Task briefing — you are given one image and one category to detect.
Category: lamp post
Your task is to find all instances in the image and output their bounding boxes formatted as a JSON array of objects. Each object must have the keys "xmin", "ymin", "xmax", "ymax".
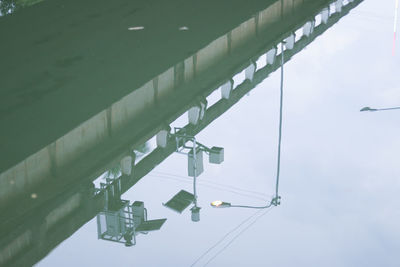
[
  {"xmin": 163, "ymin": 127, "xmax": 224, "ymax": 221},
  {"xmin": 210, "ymin": 40, "xmax": 286, "ymax": 210},
  {"xmin": 360, "ymin": 106, "xmax": 400, "ymax": 112}
]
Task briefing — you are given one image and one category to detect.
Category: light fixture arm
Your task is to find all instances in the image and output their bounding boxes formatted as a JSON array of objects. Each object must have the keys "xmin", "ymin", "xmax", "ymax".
[{"xmin": 360, "ymin": 106, "xmax": 400, "ymax": 112}]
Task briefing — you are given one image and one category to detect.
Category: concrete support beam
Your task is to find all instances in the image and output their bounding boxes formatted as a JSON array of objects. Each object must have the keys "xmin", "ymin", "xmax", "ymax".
[
  {"xmin": 221, "ymin": 79, "xmax": 234, "ymax": 99},
  {"xmin": 199, "ymin": 100, "xmax": 207, "ymax": 121},
  {"xmin": 266, "ymin": 47, "xmax": 277, "ymax": 65},
  {"xmin": 120, "ymin": 156, "xmax": 133, "ymax": 176},
  {"xmin": 188, "ymin": 99, "xmax": 207, "ymax": 125},
  {"xmin": 321, "ymin": 7, "xmax": 330, "ymax": 24},
  {"xmin": 245, "ymin": 62, "xmax": 256, "ymax": 82},
  {"xmin": 303, "ymin": 20, "xmax": 315, "ymax": 37},
  {"xmin": 188, "ymin": 106, "xmax": 201, "ymax": 125},
  {"xmin": 284, "ymin": 33, "xmax": 295, "ymax": 50},
  {"xmin": 156, "ymin": 128, "xmax": 170, "ymax": 148},
  {"xmin": 174, "ymin": 62, "xmax": 185, "ymax": 87},
  {"xmin": 184, "ymin": 56, "xmax": 194, "ymax": 83},
  {"xmin": 157, "ymin": 67, "xmax": 175, "ymax": 101},
  {"xmin": 335, "ymin": 0, "xmax": 343, "ymax": 12}
]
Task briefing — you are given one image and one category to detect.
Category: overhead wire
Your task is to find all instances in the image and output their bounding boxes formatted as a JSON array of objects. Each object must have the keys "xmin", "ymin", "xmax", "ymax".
[
  {"xmin": 203, "ymin": 207, "xmax": 275, "ymax": 267},
  {"xmin": 153, "ymin": 170, "xmax": 269, "ymax": 198},
  {"xmin": 190, "ymin": 209, "xmax": 264, "ymax": 267},
  {"xmin": 148, "ymin": 174, "xmax": 270, "ymax": 201}
]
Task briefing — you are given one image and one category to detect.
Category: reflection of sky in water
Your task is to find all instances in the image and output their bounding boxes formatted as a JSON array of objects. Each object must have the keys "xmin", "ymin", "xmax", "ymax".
[{"xmin": 37, "ymin": 1, "xmax": 400, "ymax": 266}]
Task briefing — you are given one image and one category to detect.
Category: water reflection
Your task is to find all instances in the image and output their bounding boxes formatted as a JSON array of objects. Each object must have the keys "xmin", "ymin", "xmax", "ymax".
[
  {"xmin": 163, "ymin": 127, "xmax": 225, "ymax": 222},
  {"xmin": 96, "ymin": 176, "xmax": 166, "ymax": 247},
  {"xmin": 0, "ymin": 0, "xmax": 44, "ymax": 16},
  {"xmin": 360, "ymin": 106, "xmax": 400, "ymax": 112},
  {"xmin": 0, "ymin": 0, "xmax": 371, "ymax": 266}
]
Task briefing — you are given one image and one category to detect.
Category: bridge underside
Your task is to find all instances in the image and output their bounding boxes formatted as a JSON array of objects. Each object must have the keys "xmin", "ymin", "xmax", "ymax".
[{"xmin": 0, "ymin": 0, "xmax": 336, "ymax": 210}]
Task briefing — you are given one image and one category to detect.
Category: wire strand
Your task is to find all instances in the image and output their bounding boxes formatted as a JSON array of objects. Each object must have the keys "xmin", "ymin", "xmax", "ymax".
[
  {"xmin": 190, "ymin": 209, "xmax": 263, "ymax": 267},
  {"xmin": 153, "ymin": 171, "xmax": 268, "ymax": 197},
  {"xmin": 148, "ymin": 174, "xmax": 270, "ymax": 201},
  {"xmin": 203, "ymin": 207, "xmax": 274, "ymax": 266},
  {"xmin": 230, "ymin": 202, "xmax": 273, "ymax": 209}
]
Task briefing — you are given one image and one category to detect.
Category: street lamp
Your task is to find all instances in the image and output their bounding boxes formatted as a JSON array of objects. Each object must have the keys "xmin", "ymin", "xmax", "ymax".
[
  {"xmin": 360, "ymin": 106, "xmax": 400, "ymax": 112},
  {"xmin": 210, "ymin": 197, "xmax": 281, "ymax": 209},
  {"xmin": 209, "ymin": 40, "xmax": 286, "ymax": 210},
  {"xmin": 210, "ymin": 200, "xmax": 231, "ymax": 208}
]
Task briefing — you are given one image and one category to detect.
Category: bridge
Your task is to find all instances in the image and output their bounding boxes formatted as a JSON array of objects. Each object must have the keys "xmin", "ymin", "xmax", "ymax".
[{"xmin": 0, "ymin": 0, "xmax": 363, "ymax": 265}]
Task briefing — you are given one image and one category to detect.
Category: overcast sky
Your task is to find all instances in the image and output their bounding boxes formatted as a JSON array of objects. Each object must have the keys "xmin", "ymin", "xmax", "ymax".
[{"xmin": 37, "ymin": 1, "xmax": 400, "ymax": 266}]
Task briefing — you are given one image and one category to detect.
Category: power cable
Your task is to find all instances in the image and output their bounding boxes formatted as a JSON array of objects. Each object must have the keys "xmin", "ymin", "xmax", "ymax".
[
  {"xmin": 190, "ymin": 209, "xmax": 263, "ymax": 267},
  {"xmin": 203, "ymin": 207, "xmax": 275, "ymax": 267},
  {"xmin": 148, "ymin": 174, "xmax": 270, "ymax": 201},
  {"xmin": 153, "ymin": 171, "xmax": 268, "ymax": 197}
]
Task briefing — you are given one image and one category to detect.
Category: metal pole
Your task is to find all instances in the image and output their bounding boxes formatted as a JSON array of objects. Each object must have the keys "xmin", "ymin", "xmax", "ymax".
[
  {"xmin": 377, "ymin": 107, "xmax": 400, "ymax": 111},
  {"xmin": 105, "ymin": 185, "xmax": 109, "ymax": 210},
  {"xmin": 192, "ymin": 137, "xmax": 197, "ymax": 206},
  {"xmin": 275, "ymin": 41, "xmax": 284, "ymax": 199}
]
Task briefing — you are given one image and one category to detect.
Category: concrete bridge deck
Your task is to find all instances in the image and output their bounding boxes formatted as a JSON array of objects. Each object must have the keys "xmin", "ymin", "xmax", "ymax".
[
  {"xmin": 0, "ymin": 0, "xmax": 337, "ymax": 210},
  {"xmin": 0, "ymin": 0, "xmax": 275, "ymax": 172}
]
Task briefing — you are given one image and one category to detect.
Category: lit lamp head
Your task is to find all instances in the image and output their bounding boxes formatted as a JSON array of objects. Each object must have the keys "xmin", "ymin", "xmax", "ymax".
[{"xmin": 210, "ymin": 200, "xmax": 231, "ymax": 208}]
